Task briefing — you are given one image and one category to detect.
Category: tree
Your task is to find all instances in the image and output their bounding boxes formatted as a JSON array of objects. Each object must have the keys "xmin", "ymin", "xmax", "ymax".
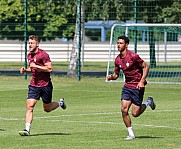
[
  {"xmin": 135, "ymin": 0, "xmax": 174, "ymax": 68},
  {"xmin": 67, "ymin": 0, "xmax": 83, "ymax": 78},
  {"xmin": 0, "ymin": 0, "xmax": 178, "ymax": 77},
  {"xmin": 158, "ymin": 0, "xmax": 181, "ymax": 23},
  {"xmin": 0, "ymin": 0, "xmax": 24, "ymax": 40},
  {"xmin": 0, "ymin": 0, "xmax": 76, "ymax": 41},
  {"xmin": 67, "ymin": 0, "xmax": 128, "ymax": 79}
]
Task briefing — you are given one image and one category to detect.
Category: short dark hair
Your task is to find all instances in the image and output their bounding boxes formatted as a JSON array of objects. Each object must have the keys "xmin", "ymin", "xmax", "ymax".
[{"xmin": 117, "ymin": 36, "xmax": 129, "ymax": 44}]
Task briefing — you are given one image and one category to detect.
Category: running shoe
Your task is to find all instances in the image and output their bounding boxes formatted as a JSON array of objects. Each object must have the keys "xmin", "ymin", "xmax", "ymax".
[
  {"xmin": 19, "ymin": 129, "xmax": 30, "ymax": 136},
  {"xmin": 60, "ymin": 98, "xmax": 66, "ymax": 110},
  {"xmin": 125, "ymin": 135, "xmax": 135, "ymax": 140},
  {"xmin": 148, "ymin": 96, "xmax": 156, "ymax": 110}
]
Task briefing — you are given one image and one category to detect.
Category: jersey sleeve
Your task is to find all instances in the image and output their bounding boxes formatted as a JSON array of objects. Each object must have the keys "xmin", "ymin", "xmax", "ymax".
[
  {"xmin": 42, "ymin": 51, "xmax": 51, "ymax": 64},
  {"xmin": 132, "ymin": 53, "xmax": 144, "ymax": 66},
  {"xmin": 114, "ymin": 57, "xmax": 120, "ymax": 72},
  {"xmin": 27, "ymin": 53, "xmax": 33, "ymax": 65}
]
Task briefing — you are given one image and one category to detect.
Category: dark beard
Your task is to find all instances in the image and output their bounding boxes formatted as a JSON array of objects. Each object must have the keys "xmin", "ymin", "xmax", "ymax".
[{"xmin": 30, "ymin": 47, "xmax": 38, "ymax": 53}]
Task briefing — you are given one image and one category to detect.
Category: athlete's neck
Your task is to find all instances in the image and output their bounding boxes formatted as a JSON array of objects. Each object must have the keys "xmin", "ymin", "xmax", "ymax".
[
  {"xmin": 120, "ymin": 49, "xmax": 127, "ymax": 58},
  {"xmin": 31, "ymin": 47, "xmax": 39, "ymax": 54}
]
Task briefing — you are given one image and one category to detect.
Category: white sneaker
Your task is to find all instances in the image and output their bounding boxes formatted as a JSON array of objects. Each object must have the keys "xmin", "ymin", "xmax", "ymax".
[
  {"xmin": 60, "ymin": 98, "xmax": 66, "ymax": 110},
  {"xmin": 19, "ymin": 129, "xmax": 30, "ymax": 136},
  {"xmin": 124, "ymin": 135, "xmax": 135, "ymax": 140},
  {"xmin": 148, "ymin": 96, "xmax": 156, "ymax": 110}
]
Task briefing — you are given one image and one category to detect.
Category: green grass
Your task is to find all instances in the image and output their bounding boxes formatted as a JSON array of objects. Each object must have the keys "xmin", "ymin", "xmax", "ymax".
[
  {"xmin": 0, "ymin": 62, "xmax": 108, "ymax": 71},
  {"xmin": 1, "ymin": 61, "xmax": 181, "ymax": 71},
  {"xmin": 0, "ymin": 76, "xmax": 181, "ymax": 149}
]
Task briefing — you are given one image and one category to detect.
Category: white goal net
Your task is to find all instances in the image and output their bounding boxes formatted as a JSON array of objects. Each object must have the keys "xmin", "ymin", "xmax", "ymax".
[{"xmin": 106, "ymin": 23, "xmax": 181, "ymax": 84}]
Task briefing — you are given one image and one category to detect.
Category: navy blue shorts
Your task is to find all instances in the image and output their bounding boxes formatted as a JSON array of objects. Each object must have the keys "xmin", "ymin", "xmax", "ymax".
[
  {"xmin": 121, "ymin": 86, "xmax": 145, "ymax": 106},
  {"xmin": 27, "ymin": 81, "xmax": 53, "ymax": 104}
]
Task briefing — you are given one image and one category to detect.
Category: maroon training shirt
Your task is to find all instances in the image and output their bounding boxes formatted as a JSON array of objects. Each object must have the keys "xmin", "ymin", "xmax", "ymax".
[
  {"xmin": 28, "ymin": 48, "xmax": 51, "ymax": 87},
  {"xmin": 114, "ymin": 50, "xmax": 145, "ymax": 89}
]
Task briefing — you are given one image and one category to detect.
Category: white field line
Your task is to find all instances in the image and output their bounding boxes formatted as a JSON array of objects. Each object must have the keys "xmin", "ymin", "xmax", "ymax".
[
  {"xmin": 0, "ymin": 110, "xmax": 181, "ymax": 130},
  {"xmin": 0, "ymin": 109, "xmax": 181, "ymax": 121},
  {"xmin": 0, "ymin": 112, "xmax": 120, "ymax": 121},
  {"xmin": 47, "ymin": 119, "xmax": 181, "ymax": 131}
]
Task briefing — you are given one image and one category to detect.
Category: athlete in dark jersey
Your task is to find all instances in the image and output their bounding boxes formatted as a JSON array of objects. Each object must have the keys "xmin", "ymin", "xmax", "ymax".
[
  {"xmin": 19, "ymin": 35, "xmax": 66, "ymax": 136},
  {"xmin": 114, "ymin": 50, "xmax": 146, "ymax": 89},
  {"xmin": 107, "ymin": 36, "xmax": 156, "ymax": 140},
  {"xmin": 28, "ymin": 48, "xmax": 51, "ymax": 87}
]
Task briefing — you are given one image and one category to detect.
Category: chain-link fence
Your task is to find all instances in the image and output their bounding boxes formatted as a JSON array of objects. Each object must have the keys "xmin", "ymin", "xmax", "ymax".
[
  {"xmin": 0, "ymin": 0, "xmax": 181, "ymax": 79},
  {"xmin": 1, "ymin": 0, "xmax": 180, "ymax": 41}
]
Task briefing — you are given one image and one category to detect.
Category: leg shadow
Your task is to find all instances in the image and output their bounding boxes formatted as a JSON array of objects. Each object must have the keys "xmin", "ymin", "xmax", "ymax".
[
  {"xmin": 136, "ymin": 136, "xmax": 163, "ymax": 139},
  {"xmin": 31, "ymin": 132, "xmax": 71, "ymax": 136}
]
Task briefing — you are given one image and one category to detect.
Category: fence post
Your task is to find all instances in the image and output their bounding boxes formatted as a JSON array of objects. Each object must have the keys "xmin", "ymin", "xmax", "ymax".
[
  {"xmin": 134, "ymin": 0, "xmax": 137, "ymax": 53},
  {"xmin": 77, "ymin": 0, "xmax": 81, "ymax": 81},
  {"xmin": 24, "ymin": 0, "xmax": 27, "ymax": 80}
]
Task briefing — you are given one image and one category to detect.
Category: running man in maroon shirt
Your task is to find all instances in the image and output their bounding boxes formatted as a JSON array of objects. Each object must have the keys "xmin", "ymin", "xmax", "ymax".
[
  {"xmin": 107, "ymin": 36, "xmax": 156, "ymax": 140},
  {"xmin": 19, "ymin": 35, "xmax": 66, "ymax": 136}
]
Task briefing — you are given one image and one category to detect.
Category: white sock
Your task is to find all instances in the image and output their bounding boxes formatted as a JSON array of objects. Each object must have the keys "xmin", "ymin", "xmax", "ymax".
[
  {"xmin": 127, "ymin": 126, "xmax": 135, "ymax": 136},
  {"xmin": 144, "ymin": 99, "xmax": 151, "ymax": 107},
  {"xmin": 58, "ymin": 102, "xmax": 62, "ymax": 107},
  {"xmin": 25, "ymin": 123, "xmax": 31, "ymax": 132}
]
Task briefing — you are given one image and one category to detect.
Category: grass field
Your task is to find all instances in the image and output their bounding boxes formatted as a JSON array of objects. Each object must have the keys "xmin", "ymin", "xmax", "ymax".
[
  {"xmin": 0, "ymin": 76, "xmax": 181, "ymax": 149},
  {"xmin": 0, "ymin": 62, "xmax": 108, "ymax": 71}
]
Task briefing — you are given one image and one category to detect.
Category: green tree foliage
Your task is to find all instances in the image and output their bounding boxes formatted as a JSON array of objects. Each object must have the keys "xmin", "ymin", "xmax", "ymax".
[
  {"xmin": 0, "ymin": 0, "xmax": 24, "ymax": 40},
  {"xmin": 0, "ymin": 0, "xmax": 180, "ymax": 41},
  {"xmin": 84, "ymin": 0, "xmax": 171, "ymax": 23},
  {"xmin": 0, "ymin": 0, "xmax": 77, "ymax": 41},
  {"xmin": 84, "ymin": 0, "xmax": 130, "ymax": 22},
  {"xmin": 158, "ymin": 0, "xmax": 181, "ymax": 23}
]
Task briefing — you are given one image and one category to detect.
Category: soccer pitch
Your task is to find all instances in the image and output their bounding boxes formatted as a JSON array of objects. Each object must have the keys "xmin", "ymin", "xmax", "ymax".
[{"xmin": 0, "ymin": 76, "xmax": 180, "ymax": 149}]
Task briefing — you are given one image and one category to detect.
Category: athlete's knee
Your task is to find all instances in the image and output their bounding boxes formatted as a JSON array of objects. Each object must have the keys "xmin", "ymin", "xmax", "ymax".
[
  {"xmin": 121, "ymin": 107, "xmax": 129, "ymax": 116},
  {"xmin": 132, "ymin": 110, "xmax": 140, "ymax": 117},
  {"xmin": 44, "ymin": 108, "xmax": 51, "ymax": 113},
  {"xmin": 26, "ymin": 107, "xmax": 34, "ymax": 113},
  {"xmin": 26, "ymin": 104, "xmax": 35, "ymax": 112},
  {"xmin": 43, "ymin": 104, "xmax": 52, "ymax": 112},
  {"xmin": 26, "ymin": 99, "xmax": 36, "ymax": 112},
  {"xmin": 44, "ymin": 107, "xmax": 51, "ymax": 113},
  {"xmin": 132, "ymin": 114, "xmax": 138, "ymax": 117}
]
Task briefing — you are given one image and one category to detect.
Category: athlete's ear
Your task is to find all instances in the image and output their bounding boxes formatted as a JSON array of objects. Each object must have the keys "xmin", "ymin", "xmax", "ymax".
[{"xmin": 126, "ymin": 43, "xmax": 128, "ymax": 48}]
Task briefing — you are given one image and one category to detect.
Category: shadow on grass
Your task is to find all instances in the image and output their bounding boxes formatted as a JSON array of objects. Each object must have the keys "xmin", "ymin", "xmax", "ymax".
[
  {"xmin": 31, "ymin": 132, "xmax": 71, "ymax": 136},
  {"xmin": 136, "ymin": 136, "xmax": 163, "ymax": 139},
  {"xmin": 0, "ymin": 129, "xmax": 5, "ymax": 131}
]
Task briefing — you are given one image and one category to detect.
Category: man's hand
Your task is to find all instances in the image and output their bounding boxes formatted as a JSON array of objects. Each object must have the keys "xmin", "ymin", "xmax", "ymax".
[
  {"xmin": 137, "ymin": 79, "xmax": 147, "ymax": 89},
  {"xmin": 107, "ymin": 72, "xmax": 119, "ymax": 81},
  {"xmin": 137, "ymin": 81, "xmax": 145, "ymax": 89},
  {"xmin": 107, "ymin": 74, "xmax": 113, "ymax": 81},
  {"xmin": 20, "ymin": 67, "xmax": 26, "ymax": 74}
]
